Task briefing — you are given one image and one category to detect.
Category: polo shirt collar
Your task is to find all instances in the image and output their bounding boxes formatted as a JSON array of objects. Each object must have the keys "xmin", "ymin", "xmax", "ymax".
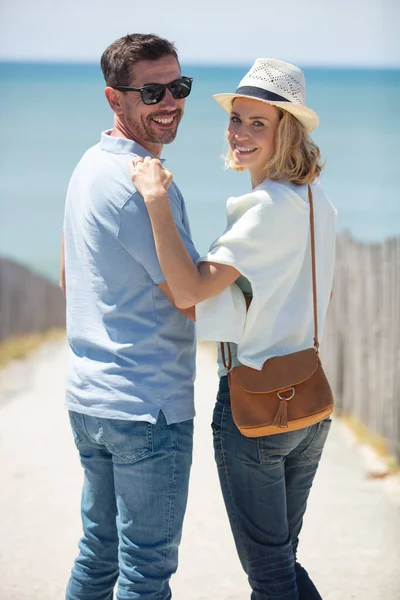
[{"xmin": 100, "ymin": 130, "xmax": 165, "ymax": 163}]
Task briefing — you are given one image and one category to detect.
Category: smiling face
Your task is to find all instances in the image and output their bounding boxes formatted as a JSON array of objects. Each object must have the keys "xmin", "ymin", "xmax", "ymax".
[
  {"xmin": 227, "ymin": 97, "xmax": 281, "ymax": 187},
  {"xmin": 106, "ymin": 54, "xmax": 186, "ymax": 156}
]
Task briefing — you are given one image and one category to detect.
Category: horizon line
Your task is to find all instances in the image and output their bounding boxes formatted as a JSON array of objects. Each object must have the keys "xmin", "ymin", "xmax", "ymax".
[{"xmin": 1, "ymin": 58, "xmax": 400, "ymax": 71}]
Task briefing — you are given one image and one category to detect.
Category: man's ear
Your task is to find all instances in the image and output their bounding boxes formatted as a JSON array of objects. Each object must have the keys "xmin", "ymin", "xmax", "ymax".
[{"xmin": 105, "ymin": 87, "xmax": 123, "ymax": 115}]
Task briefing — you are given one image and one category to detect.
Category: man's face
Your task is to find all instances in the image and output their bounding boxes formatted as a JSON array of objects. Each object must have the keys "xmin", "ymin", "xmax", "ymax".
[{"xmin": 115, "ymin": 55, "xmax": 186, "ymax": 151}]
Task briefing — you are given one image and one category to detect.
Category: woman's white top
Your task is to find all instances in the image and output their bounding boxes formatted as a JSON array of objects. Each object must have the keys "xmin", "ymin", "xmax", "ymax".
[{"xmin": 195, "ymin": 179, "xmax": 337, "ymax": 370}]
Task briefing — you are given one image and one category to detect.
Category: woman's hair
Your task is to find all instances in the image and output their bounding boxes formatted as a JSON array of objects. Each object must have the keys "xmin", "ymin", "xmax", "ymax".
[{"xmin": 225, "ymin": 109, "xmax": 324, "ymax": 185}]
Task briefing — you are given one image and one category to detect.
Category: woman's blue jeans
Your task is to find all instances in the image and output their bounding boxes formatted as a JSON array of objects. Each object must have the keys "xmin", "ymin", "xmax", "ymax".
[
  {"xmin": 66, "ymin": 410, "xmax": 193, "ymax": 600},
  {"xmin": 212, "ymin": 376, "xmax": 331, "ymax": 600}
]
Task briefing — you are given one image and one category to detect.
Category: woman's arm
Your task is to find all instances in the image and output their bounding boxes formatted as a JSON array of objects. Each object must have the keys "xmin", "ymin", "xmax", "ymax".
[
  {"xmin": 129, "ymin": 157, "xmax": 240, "ymax": 308},
  {"xmin": 157, "ymin": 282, "xmax": 196, "ymax": 321}
]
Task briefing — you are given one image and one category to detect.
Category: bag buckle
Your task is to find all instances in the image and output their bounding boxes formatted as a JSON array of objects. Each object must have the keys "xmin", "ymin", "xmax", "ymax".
[{"xmin": 277, "ymin": 387, "xmax": 295, "ymax": 401}]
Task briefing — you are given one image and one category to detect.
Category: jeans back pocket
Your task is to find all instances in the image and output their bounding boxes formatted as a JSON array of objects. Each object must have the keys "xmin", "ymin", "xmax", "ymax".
[
  {"xmin": 99, "ymin": 418, "xmax": 154, "ymax": 464},
  {"xmin": 300, "ymin": 419, "xmax": 332, "ymax": 463}
]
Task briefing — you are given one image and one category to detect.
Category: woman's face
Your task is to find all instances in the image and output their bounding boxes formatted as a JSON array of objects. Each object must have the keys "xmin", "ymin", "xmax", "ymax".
[{"xmin": 227, "ymin": 97, "xmax": 281, "ymax": 182}]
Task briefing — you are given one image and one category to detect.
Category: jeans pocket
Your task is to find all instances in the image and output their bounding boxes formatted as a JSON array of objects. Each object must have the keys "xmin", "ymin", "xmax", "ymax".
[
  {"xmin": 99, "ymin": 418, "xmax": 154, "ymax": 464},
  {"xmin": 258, "ymin": 428, "xmax": 305, "ymax": 465},
  {"xmin": 258, "ymin": 451, "xmax": 285, "ymax": 467},
  {"xmin": 68, "ymin": 411, "xmax": 83, "ymax": 447},
  {"xmin": 300, "ymin": 419, "xmax": 332, "ymax": 464}
]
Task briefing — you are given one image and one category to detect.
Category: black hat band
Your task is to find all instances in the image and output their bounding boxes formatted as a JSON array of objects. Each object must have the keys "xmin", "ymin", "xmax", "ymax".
[{"xmin": 235, "ymin": 86, "xmax": 291, "ymax": 103}]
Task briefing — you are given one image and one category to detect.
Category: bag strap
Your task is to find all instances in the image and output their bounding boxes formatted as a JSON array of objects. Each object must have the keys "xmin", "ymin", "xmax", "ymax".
[
  {"xmin": 308, "ymin": 185, "xmax": 319, "ymax": 352},
  {"xmin": 220, "ymin": 184, "xmax": 319, "ymax": 371},
  {"xmin": 220, "ymin": 340, "xmax": 232, "ymax": 372}
]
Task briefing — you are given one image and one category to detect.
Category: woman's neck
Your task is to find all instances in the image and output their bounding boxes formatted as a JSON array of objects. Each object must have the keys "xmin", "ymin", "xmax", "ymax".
[{"xmin": 250, "ymin": 169, "xmax": 268, "ymax": 189}]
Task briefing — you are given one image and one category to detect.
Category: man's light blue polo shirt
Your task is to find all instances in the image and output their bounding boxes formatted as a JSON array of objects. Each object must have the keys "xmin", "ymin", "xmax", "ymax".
[{"xmin": 63, "ymin": 132, "xmax": 199, "ymax": 424}]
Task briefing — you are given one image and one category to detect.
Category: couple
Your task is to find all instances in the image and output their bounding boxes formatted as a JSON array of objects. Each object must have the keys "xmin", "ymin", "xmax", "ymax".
[{"xmin": 62, "ymin": 32, "xmax": 336, "ymax": 600}]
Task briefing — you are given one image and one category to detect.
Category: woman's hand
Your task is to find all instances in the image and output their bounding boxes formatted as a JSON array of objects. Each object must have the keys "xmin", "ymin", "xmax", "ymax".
[{"xmin": 129, "ymin": 156, "xmax": 173, "ymax": 202}]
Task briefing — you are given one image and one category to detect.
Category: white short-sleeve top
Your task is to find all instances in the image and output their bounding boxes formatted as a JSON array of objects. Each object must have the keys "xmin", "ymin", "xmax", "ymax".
[{"xmin": 196, "ymin": 178, "xmax": 337, "ymax": 370}]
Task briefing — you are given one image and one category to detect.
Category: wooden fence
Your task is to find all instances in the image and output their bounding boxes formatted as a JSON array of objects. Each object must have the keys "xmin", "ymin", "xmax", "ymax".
[
  {"xmin": 0, "ymin": 258, "xmax": 65, "ymax": 343},
  {"xmin": 322, "ymin": 234, "xmax": 400, "ymax": 463},
  {"xmin": 0, "ymin": 235, "xmax": 399, "ymax": 462}
]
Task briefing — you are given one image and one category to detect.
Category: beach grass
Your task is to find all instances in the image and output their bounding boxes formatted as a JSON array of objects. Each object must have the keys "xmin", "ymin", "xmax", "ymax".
[
  {"xmin": 0, "ymin": 328, "xmax": 65, "ymax": 369},
  {"xmin": 342, "ymin": 414, "xmax": 399, "ymax": 471}
]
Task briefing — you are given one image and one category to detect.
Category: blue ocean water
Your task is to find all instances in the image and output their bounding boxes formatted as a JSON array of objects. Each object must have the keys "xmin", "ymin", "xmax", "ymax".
[{"xmin": 1, "ymin": 62, "xmax": 399, "ymax": 282}]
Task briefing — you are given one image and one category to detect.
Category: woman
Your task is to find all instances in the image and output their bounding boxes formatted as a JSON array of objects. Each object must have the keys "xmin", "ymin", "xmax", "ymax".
[{"xmin": 130, "ymin": 58, "xmax": 336, "ymax": 600}]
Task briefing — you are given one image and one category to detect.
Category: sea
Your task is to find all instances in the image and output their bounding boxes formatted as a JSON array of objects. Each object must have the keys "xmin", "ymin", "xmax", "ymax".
[{"xmin": 1, "ymin": 62, "xmax": 399, "ymax": 283}]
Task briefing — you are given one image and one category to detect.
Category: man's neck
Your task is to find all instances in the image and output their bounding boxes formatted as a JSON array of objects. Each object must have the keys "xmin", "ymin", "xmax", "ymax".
[{"xmin": 109, "ymin": 124, "xmax": 162, "ymax": 158}]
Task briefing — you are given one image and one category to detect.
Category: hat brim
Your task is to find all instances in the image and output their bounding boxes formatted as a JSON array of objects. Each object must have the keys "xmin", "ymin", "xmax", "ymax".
[{"xmin": 213, "ymin": 93, "xmax": 319, "ymax": 133}]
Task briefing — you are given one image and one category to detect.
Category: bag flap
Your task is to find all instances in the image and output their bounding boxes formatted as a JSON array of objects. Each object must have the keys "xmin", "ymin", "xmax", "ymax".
[{"xmin": 231, "ymin": 348, "xmax": 320, "ymax": 393}]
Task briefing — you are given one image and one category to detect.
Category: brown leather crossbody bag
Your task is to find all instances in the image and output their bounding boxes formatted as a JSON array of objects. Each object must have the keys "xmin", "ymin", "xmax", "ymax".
[{"xmin": 220, "ymin": 186, "xmax": 334, "ymax": 438}]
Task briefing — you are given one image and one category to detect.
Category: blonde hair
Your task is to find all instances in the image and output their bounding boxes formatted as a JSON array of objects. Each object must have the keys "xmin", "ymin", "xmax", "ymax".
[{"xmin": 225, "ymin": 109, "xmax": 324, "ymax": 185}]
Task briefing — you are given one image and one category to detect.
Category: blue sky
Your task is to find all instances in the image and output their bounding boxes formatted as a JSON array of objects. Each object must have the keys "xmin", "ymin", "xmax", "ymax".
[{"xmin": 1, "ymin": 0, "xmax": 399, "ymax": 66}]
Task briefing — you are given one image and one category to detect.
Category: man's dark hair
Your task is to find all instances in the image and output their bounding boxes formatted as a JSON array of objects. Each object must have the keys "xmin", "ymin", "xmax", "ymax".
[{"xmin": 100, "ymin": 33, "xmax": 179, "ymax": 87}]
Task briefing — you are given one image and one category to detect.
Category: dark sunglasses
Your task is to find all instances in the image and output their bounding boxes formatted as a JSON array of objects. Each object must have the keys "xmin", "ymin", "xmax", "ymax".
[{"xmin": 114, "ymin": 76, "xmax": 193, "ymax": 105}]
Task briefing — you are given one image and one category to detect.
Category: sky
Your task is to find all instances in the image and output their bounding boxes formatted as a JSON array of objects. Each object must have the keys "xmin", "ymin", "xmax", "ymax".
[{"xmin": 1, "ymin": 0, "xmax": 399, "ymax": 67}]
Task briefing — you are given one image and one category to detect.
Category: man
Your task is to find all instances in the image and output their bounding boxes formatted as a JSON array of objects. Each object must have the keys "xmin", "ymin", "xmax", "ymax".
[{"xmin": 61, "ymin": 33, "xmax": 198, "ymax": 599}]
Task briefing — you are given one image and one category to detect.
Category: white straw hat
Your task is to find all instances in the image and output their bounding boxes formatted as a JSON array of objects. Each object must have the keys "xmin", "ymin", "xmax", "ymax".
[{"xmin": 213, "ymin": 58, "xmax": 319, "ymax": 133}]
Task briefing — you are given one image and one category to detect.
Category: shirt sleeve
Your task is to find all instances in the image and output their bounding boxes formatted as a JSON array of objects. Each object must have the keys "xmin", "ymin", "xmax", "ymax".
[
  {"xmin": 194, "ymin": 196, "xmax": 309, "ymax": 361},
  {"xmin": 117, "ymin": 189, "xmax": 199, "ymax": 284},
  {"xmin": 199, "ymin": 195, "xmax": 310, "ymax": 309},
  {"xmin": 196, "ymin": 282, "xmax": 247, "ymax": 343}
]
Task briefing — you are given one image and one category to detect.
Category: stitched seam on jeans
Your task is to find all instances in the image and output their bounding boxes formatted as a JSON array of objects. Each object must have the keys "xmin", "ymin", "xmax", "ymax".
[
  {"xmin": 81, "ymin": 413, "xmax": 95, "ymax": 442},
  {"xmin": 99, "ymin": 421, "xmax": 154, "ymax": 463},
  {"xmin": 220, "ymin": 397, "xmax": 251, "ymax": 563},
  {"xmin": 300, "ymin": 420, "xmax": 331, "ymax": 463},
  {"xmin": 158, "ymin": 428, "xmax": 177, "ymax": 599},
  {"xmin": 68, "ymin": 412, "xmax": 83, "ymax": 445}
]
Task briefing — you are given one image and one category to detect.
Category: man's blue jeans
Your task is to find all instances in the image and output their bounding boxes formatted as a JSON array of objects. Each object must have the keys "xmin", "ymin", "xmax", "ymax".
[
  {"xmin": 212, "ymin": 376, "xmax": 331, "ymax": 600},
  {"xmin": 66, "ymin": 410, "xmax": 193, "ymax": 600}
]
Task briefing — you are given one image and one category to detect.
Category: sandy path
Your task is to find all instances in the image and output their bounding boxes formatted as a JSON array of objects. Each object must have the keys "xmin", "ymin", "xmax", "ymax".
[{"xmin": 0, "ymin": 340, "xmax": 399, "ymax": 599}]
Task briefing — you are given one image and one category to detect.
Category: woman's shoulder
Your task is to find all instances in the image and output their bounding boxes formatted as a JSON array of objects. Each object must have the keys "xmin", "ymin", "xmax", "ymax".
[
  {"xmin": 226, "ymin": 178, "xmax": 337, "ymax": 226},
  {"xmin": 257, "ymin": 179, "xmax": 337, "ymax": 215},
  {"xmin": 256, "ymin": 179, "xmax": 310, "ymax": 205},
  {"xmin": 225, "ymin": 187, "xmax": 308, "ymax": 236},
  {"xmin": 226, "ymin": 189, "xmax": 270, "ymax": 222},
  {"xmin": 229, "ymin": 181, "xmax": 311, "ymax": 217},
  {"xmin": 228, "ymin": 182, "xmax": 292, "ymax": 212}
]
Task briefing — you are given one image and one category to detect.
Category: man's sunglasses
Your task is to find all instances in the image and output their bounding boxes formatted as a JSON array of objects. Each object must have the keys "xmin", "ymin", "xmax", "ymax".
[{"xmin": 114, "ymin": 77, "xmax": 193, "ymax": 105}]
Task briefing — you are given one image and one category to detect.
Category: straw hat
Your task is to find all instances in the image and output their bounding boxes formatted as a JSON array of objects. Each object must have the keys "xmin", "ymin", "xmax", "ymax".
[{"xmin": 213, "ymin": 58, "xmax": 319, "ymax": 133}]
